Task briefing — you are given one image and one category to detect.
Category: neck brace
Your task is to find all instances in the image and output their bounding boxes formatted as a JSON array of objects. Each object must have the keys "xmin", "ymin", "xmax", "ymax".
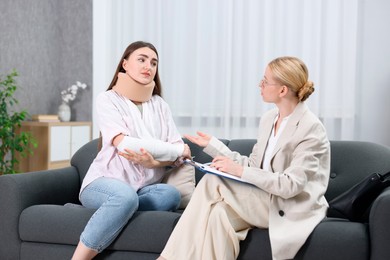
[{"xmin": 113, "ymin": 72, "xmax": 155, "ymax": 102}]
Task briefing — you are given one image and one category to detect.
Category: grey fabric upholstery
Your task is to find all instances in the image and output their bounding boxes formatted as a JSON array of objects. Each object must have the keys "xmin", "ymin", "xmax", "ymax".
[
  {"xmin": 1, "ymin": 138, "xmax": 390, "ymax": 260},
  {"xmin": 20, "ymin": 206, "xmax": 180, "ymax": 252}
]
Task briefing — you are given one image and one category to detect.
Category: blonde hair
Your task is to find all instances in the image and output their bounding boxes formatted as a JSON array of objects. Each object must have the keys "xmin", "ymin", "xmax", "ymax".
[{"xmin": 268, "ymin": 56, "xmax": 314, "ymax": 101}]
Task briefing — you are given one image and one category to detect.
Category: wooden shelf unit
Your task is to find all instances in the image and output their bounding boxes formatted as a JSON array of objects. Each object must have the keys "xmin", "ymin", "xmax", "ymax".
[{"xmin": 15, "ymin": 121, "xmax": 92, "ymax": 172}]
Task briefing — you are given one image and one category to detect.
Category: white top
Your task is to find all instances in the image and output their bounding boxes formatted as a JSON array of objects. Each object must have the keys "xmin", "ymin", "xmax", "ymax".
[
  {"xmin": 80, "ymin": 91, "xmax": 184, "ymax": 195},
  {"xmin": 262, "ymin": 114, "xmax": 290, "ymax": 171}
]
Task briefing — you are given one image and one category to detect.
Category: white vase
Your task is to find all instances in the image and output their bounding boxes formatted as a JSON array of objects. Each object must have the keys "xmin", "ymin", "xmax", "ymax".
[{"xmin": 58, "ymin": 102, "xmax": 71, "ymax": 122}]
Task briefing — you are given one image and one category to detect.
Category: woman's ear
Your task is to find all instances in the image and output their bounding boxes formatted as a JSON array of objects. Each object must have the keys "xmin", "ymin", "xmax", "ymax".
[
  {"xmin": 122, "ymin": 59, "xmax": 128, "ymax": 71},
  {"xmin": 279, "ymin": 85, "xmax": 288, "ymax": 97}
]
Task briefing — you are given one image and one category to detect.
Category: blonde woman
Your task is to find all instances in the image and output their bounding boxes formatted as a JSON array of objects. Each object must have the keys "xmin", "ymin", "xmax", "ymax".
[{"xmin": 159, "ymin": 56, "xmax": 330, "ymax": 260}]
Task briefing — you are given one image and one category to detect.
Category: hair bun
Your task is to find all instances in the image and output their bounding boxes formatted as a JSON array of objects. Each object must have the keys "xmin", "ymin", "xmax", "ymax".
[{"xmin": 298, "ymin": 81, "xmax": 315, "ymax": 101}]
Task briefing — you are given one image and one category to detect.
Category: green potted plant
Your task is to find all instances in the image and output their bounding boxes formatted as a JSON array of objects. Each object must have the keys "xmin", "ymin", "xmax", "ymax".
[{"xmin": 0, "ymin": 70, "xmax": 36, "ymax": 174}]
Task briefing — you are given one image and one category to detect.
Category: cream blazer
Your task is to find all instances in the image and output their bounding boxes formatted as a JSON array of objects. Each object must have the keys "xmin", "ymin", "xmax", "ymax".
[{"xmin": 204, "ymin": 102, "xmax": 330, "ymax": 259}]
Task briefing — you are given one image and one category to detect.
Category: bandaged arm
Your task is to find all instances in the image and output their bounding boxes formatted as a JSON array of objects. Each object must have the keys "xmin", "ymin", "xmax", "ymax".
[{"xmin": 117, "ymin": 136, "xmax": 184, "ymax": 161}]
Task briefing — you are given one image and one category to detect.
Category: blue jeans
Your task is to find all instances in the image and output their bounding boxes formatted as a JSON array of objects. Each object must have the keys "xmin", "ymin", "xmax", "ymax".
[{"xmin": 79, "ymin": 177, "xmax": 181, "ymax": 252}]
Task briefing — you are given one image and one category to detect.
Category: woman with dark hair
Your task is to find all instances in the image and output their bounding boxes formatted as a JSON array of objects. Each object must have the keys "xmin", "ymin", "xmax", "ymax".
[
  {"xmin": 72, "ymin": 41, "xmax": 191, "ymax": 259},
  {"xmin": 159, "ymin": 56, "xmax": 330, "ymax": 260}
]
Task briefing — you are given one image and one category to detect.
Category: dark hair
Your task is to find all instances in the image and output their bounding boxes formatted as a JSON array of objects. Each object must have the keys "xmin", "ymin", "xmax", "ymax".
[{"xmin": 107, "ymin": 41, "xmax": 162, "ymax": 96}]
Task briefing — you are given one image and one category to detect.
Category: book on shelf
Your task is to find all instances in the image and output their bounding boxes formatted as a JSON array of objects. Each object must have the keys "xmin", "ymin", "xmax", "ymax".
[
  {"xmin": 184, "ymin": 159, "xmax": 250, "ymax": 184},
  {"xmin": 31, "ymin": 114, "xmax": 60, "ymax": 122}
]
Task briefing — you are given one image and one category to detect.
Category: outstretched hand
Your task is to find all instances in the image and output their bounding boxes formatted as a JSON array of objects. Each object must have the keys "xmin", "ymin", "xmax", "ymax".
[{"xmin": 184, "ymin": 131, "xmax": 211, "ymax": 148}]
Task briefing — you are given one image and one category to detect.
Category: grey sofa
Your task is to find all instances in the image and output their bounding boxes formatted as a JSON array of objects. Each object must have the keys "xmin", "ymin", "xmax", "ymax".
[{"xmin": 1, "ymin": 138, "xmax": 390, "ymax": 260}]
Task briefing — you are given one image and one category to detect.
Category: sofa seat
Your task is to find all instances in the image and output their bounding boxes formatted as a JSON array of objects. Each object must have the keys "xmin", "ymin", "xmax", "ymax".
[
  {"xmin": 19, "ymin": 204, "xmax": 180, "ymax": 254},
  {"xmin": 17, "ymin": 204, "xmax": 371, "ymax": 260},
  {"xmin": 239, "ymin": 218, "xmax": 370, "ymax": 259}
]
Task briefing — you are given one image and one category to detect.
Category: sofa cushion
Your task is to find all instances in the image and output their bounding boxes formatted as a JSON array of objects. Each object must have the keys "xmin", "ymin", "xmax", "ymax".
[
  {"xmin": 162, "ymin": 164, "xmax": 196, "ymax": 209},
  {"xmin": 294, "ymin": 218, "xmax": 369, "ymax": 259},
  {"xmin": 71, "ymin": 138, "xmax": 100, "ymax": 185},
  {"xmin": 19, "ymin": 205, "xmax": 181, "ymax": 253},
  {"xmin": 326, "ymin": 141, "xmax": 390, "ymax": 201},
  {"xmin": 227, "ymin": 139, "xmax": 257, "ymax": 157},
  {"xmin": 237, "ymin": 218, "xmax": 369, "ymax": 260}
]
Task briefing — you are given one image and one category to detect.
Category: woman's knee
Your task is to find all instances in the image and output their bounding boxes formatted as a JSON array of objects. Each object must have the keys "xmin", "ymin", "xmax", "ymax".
[
  {"xmin": 163, "ymin": 184, "xmax": 181, "ymax": 210},
  {"xmin": 90, "ymin": 179, "xmax": 139, "ymax": 215},
  {"xmin": 153, "ymin": 184, "xmax": 181, "ymax": 211},
  {"xmin": 113, "ymin": 186, "xmax": 139, "ymax": 212},
  {"xmin": 138, "ymin": 184, "xmax": 181, "ymax": 211}
]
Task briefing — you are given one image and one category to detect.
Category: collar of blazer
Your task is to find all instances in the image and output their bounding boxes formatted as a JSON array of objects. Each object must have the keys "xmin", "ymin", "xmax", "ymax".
[{"xmin": 258, "ymin": 102, "xmax": 308, "ymax": 163}]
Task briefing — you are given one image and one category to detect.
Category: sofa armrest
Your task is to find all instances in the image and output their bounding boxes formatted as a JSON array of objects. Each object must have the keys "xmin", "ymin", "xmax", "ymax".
[
  {"xmin": 369, "ymin": 187, "xmax": 390, "ymax": 260},
  {"xmin": 0, "ymin": 167, "xmax": 80, "ymax": 259}
]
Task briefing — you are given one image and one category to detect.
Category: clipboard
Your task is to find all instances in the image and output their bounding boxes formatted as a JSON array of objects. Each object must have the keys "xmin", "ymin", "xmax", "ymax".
[{"xmin": 184, "ymin": 159, "xmax": 249, "ymax": 184}]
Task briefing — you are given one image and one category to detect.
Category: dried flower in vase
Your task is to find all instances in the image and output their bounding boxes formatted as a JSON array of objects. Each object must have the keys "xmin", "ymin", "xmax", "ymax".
[{"xmin": 61, "ymin": 81, "xmax": 87, "ymax": 103}]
